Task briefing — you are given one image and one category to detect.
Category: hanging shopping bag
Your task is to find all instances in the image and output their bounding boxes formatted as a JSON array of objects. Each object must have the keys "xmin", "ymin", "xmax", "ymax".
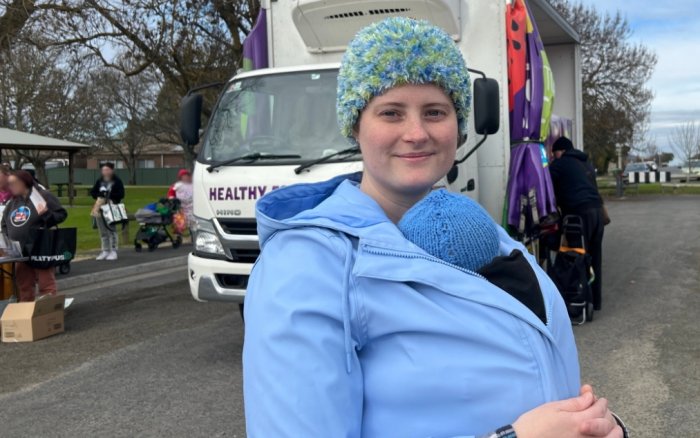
[
  {"xmin": 172, "ymin": 210, "xmax": 187, "ymax": 234},
  {"xmin": 27, "ymin": 228, "xmax": 78, "ymax": 269},
  {"xmin": 100, "ymin": 202, "xmax": 129, "ymax": 226}
]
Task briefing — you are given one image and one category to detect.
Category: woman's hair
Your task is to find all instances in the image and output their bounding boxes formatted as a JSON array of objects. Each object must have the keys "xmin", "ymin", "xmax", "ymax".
[
  {"xmin": 11, "ymin": 170, "xmax": 35, "ymax": 189},
  {"xmin": 336, "ymin": 17, "xmax": 471, "ymax": 145},
  {"xmin": 100, "ymin": 162, "xmax": 115, "ymax": 170}
]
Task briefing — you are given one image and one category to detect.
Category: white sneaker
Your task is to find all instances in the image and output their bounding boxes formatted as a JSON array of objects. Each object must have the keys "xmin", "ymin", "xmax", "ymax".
[
  {"xmin": 106, "ymin": 251, "xmax": 118, "ymax": 261},
  {"xmin": 96, "ymin": 251, "xmax": 108, "ymax": 261}
]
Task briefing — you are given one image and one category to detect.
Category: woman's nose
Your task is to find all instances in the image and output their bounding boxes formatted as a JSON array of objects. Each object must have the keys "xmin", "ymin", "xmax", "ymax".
[{"xmin": 402, "ymin": 116, "xmax": 430, "ymax": 144}]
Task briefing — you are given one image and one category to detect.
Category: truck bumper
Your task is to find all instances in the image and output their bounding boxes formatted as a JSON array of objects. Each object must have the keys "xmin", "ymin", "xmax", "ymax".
[{"xmin": 188, "ymin": 253, "xmax": 252, "ymax": 303}]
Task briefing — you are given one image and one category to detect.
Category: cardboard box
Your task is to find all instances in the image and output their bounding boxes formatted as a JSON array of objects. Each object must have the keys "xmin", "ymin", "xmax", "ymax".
[{"xmin": 1, "ymin": 295, "xmax": 65, "ymax": 342}]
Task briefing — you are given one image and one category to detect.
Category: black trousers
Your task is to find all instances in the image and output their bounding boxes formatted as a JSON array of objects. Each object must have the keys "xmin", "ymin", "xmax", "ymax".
[{"xmin": 573, "ymin": 207, "xmax": 605, "ymax": 310}]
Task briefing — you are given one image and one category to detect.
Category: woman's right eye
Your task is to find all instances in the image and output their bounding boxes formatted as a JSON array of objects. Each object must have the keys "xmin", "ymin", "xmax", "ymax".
[{"xmin": 380, "ymin": 110, "xmax": 400, "ymax": 118}]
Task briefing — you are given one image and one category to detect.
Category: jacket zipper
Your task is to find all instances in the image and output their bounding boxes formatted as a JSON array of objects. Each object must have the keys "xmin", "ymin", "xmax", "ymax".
[
  {"xmin": 362, "ymin": 244, "xmax": 552, "ymax": 329},
  {"xmin": 361, "ymin": 244, "xmax": 487, "ymax": 280}
]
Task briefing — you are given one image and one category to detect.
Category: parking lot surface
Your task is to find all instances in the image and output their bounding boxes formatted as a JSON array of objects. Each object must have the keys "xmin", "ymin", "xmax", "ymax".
[{"xmin": 1, "ymin": 195, "xmax": 698, "ymax": 437}]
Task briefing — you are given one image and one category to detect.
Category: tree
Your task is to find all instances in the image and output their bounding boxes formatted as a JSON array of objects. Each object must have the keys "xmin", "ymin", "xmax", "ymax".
[
  {"xmin": 549, "ymin": 1, "xmax": 657, "ymax": 173},
  {"xmin": 669, "ymin": 121, "xmax": 700, "ymax": 181},
  {"xmin": 94, "ymin": 68, "xmax": 161, "ymax": 184},
  {"xmin": 16, "ymin": 0, "xmax": 259, "ymax": 168},
  {"xmin": 0, "ymin": 39, "xmax": 107, "ymax": 184}
]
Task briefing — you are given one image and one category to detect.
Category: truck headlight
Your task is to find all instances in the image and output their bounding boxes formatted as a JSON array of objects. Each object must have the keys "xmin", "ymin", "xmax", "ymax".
[
  {"xmin": 193, "ymin": 217, "xmax": 225, "ymax": 256},
  {"xmin": 195, "ymin": 231, "xmax": 225, "ymax": 256}
]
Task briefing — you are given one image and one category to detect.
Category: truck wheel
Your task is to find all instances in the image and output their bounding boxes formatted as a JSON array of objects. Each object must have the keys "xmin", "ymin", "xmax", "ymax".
[{"xmin": 238, "ymin": 303, "xmax": 244, "ymax": 321}]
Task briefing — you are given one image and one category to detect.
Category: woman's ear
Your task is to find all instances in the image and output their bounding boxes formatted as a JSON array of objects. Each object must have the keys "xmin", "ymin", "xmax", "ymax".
[{"xmin": 459, "ymin": 132, "xmax": 468, "ymax": 146}]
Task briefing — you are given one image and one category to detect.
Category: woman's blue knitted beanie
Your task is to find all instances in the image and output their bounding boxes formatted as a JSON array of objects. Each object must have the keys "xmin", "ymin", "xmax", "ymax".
[
  {"xmin": 398, "ymin": 189, "xmax": 500, "ymax": 272},
  {"xmin": 337, "ymin": 17, "xmax": 471, "ymax": 145}
]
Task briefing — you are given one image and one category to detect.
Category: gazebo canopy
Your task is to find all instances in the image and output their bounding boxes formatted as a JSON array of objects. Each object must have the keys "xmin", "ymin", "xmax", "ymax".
[
  {"xmin": 0, "ymin": 127, "xmax": 91, "ymax": 152},
  {"xmin": 0, "ymin": 127, "xmax": 92, "ymax": 206}
]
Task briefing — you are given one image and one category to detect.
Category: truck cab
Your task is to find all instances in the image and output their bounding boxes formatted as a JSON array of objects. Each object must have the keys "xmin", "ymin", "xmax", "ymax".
[{"xmin": 180, "ymin": 0, "xmax": 581, "ymax": 305}]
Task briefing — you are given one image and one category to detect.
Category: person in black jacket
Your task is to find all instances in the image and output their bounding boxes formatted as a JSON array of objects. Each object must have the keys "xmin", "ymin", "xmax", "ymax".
[
  {"xmin": 549, "ymin": 137, "xmax": 606, "ymax": 311},
  {"xmin": 90, "ymin": 162, "xmax": 125, "ymax": 261},
  {"xmin": 2, "ymin": 170, "xmax": 67, "ymax": 301}
]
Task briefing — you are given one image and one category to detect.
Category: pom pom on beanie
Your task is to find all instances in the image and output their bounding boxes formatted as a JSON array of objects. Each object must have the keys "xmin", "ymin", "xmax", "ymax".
[{"xmin": 398, "ymin": 189, "xmax": 500, "ymax": 272}]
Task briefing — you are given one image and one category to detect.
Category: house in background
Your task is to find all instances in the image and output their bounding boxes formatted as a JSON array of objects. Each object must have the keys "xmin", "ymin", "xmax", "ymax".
[{"xmin": 86, "ymin": 143, "xmax": 186, "ymax": 169}]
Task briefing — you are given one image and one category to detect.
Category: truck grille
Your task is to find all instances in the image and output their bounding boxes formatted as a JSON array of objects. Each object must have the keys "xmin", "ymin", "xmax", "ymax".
[
  {"xmin": 229, "ymin": 248, "xmax": 260, "ymax": 264},
  {"xmin": 218, "ymin": 218, "xmax": 258, "ymax": 235}
]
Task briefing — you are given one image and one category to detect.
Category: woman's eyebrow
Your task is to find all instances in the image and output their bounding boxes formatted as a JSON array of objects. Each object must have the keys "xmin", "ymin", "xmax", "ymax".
[
  {"xmin": 423, "ymin": 102, "xmax": 452, "ymax": 108},
  {"xmin": 374, "ymin": 101, "xmax": 407, "ymax": 108}
]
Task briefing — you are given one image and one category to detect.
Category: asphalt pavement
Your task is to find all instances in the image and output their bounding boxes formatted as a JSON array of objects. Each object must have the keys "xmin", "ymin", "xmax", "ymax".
[{"xmin": 0, "ymin": 195, "xmax": 698, "ymax": 437}]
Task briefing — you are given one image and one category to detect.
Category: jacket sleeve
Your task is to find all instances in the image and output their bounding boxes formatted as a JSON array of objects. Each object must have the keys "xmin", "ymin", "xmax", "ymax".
[
  {"xmin": 90, "ymin": 180, "xmax": 101, "ymax": 199},
  {"xmin": 243, "ymin": 228, "xmax": 364, "ymax": 438},
  {"xmin": 110, "ymin": 178, "xmax": 125, "ymax": 203},
  {"xmin": 167, "ymin": 184, "xmax": 176, "ymax": 199},
  {"xmin": 41, "ymin": 191, "xmax": 68, "ymax": 227}
]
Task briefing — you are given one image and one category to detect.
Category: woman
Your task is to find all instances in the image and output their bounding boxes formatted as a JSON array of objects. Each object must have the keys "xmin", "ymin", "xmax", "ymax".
[
  {"xmin": 2, "ymin": 170, "xmax": 67, "ymax": 302},
  {"xmin": 167, "ymin": 169, "xmax": 193, "ymax": 235},
  {"xmin": 0, "ymin": 165, "xmax": 12, "ymax": 205},
  {"xmin": 243, "ymin": 18, "xmax": 624, "ymax": 438},
  {"xmin": 90, "ymin": 162, "xmax": 125, "ymax": 261}
]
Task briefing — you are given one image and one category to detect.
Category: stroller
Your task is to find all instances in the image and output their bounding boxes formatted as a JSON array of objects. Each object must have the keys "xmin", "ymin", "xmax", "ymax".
[
  {"xmin": 546, "ymin": 215, "xmax": 595, "ymax": 325},
  {"xmin": 133, "ymin": 198, "xmax": 183, "ymax": 252}
]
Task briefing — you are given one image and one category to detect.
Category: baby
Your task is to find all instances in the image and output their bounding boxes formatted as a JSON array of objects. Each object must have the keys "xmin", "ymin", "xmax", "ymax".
[
  {"xmin": 398, "ymin": 189, "xmax": 500, "ymax": 273},
  {"xmin": 399, "ymin": 189, "xmax": 547, "ymax": 324}
]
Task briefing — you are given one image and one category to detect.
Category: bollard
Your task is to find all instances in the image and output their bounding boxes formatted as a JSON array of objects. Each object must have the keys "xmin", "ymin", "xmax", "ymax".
[{"xmin": 614, "ymin": 169, "xmax": 624, "ymax": 198}]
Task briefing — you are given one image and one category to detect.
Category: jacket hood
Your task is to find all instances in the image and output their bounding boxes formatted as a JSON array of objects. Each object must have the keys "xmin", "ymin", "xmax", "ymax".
[
  {"xmin": 256, "ymin": 172, "xmax": 400, "ymax": 249},
  {"xmin": 564, "ymin": 149, "xmax": 590, "ymax": 162}
]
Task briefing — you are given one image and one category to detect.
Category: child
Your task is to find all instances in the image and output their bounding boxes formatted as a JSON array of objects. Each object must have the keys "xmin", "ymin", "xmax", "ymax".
[
  {"xmin": 399, "ymin": 189, "xmax": 547, "ymax": 324},
  {"xmin": 168, "ymin": 169, "xmax": 193, "ymax": 236},
  {"xmin": 398, "ymin": 189, "xmax": 500, "ymax": 273}
]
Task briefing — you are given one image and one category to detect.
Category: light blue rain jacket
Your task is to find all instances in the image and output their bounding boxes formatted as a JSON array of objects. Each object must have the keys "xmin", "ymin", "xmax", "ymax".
[{"xmin": 243, "ymin": 173, "xmax": 580, "ymax": 438}]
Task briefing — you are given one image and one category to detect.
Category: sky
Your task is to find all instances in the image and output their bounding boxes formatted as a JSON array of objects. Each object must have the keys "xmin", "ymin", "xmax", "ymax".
[{"xmin": 577, "ymin": 0, "xmax": 700, "ymax": 156}]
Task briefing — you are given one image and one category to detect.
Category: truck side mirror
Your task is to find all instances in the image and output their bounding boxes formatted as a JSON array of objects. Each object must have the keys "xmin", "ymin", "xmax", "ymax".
[
  {"xmin": 180, "ymin": 93, "xmax": 203, "ymax": 146},
  {"xmin": 473, "ymin": 78, "xmax": 499, "ymax": 135}
]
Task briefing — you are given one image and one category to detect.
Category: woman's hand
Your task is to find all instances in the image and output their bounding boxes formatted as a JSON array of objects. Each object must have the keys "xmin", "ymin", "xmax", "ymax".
[
  {"xmin": 512, "ymin": 391, "xmax": 623, "ymax": 438},
  {"xmin": 578, "ymin": 385, "xmax": 620, "ymax": 436},
  {"xmin": 36, "ymin": 202, "xmax": 47, "ymax": 215}
]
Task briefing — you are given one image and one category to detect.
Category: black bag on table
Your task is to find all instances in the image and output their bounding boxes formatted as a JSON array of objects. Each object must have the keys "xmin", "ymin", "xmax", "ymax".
[{"xmin": 27, "ymin": 227, "xmax": 77, "ymax": 269}]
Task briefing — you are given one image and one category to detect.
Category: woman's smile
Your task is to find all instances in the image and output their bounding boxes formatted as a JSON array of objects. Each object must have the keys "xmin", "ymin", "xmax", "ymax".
[{"xmin": 394, "ymin": 151, "xmax": 437, "ymax": 163}]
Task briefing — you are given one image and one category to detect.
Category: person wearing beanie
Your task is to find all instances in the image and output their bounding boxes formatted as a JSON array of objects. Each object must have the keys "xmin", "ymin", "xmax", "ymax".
[
  {"xmin": 549, "ymin": 136, "xmax": 607, "ymax": 311},
  {"xmin": 167, "ymin": 169, "xmax": 193, "ymax": 236},
  {"xmin": 244, "ymin": 17, "xmax": 623, "ymax": 438},
  {"xmin": 2, "ymin": 170, "xmax": 67, "ymax": 301}
]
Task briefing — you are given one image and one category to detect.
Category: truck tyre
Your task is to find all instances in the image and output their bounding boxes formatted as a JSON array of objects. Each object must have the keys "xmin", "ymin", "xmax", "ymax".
[{"xmin": 238, "ymin": 303, "xmax": 244, "ymax": 321}]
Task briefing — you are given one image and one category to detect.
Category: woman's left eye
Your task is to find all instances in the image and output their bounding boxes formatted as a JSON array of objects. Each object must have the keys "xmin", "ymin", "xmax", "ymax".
[{"xmin": 425, "ymin": 109, "xmax": 446, "ymax": 118}]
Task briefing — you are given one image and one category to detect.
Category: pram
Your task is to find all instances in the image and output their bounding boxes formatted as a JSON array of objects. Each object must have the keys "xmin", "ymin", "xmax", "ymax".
[
  {"xmin": 546, "ymin": 215, "xmax": 595, "ymax": 325},
  {"xmin": 133, "ymin": 198, "xmax": 183, "ymax": 252}
]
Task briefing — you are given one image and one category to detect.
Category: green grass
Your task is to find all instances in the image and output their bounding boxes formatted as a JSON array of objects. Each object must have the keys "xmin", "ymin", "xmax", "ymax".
[
  {"xmin": 596, "ymin": 181, "xmax": 700, "ymax": 197},
  {"xmin": 53, "ymin": 185, "xmax": 170, "ymax": 251}
]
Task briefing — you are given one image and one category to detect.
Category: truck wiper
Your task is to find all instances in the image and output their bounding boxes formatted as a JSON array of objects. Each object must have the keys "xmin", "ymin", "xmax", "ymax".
[
  {"xmin": 207, "ymin": 152, "xmax": 301, "ymax": 172},
  {"xmin": 294, "ymin": 147, "xmax": 361, "ymax": 174}
]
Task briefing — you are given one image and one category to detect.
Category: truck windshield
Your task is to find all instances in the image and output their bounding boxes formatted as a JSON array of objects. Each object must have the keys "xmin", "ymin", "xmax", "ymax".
[{"xmin": 201, "ymin": 69, "xmax": 351, "ymax": 164}]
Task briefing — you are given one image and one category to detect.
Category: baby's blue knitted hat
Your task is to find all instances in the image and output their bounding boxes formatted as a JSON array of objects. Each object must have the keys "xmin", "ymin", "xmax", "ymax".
[
  {"xmin": 337, "ymin": 17, "xmax": 471, "ymax": 145},
  {"xmin": 399, "ymin": 189, "xmax": 500, "ymax": 272}
]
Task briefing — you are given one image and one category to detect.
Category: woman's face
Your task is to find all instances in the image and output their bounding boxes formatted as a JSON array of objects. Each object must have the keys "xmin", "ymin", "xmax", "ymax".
[
  {"xmin": 101, "ymin": 166, "xmax": 114, "ymax": 180},
  {"xmin": 7, "ymin": 175, "xmax": 27, "ymax": 197},
  {"xmin": 355, "ymin": 84, "xmax": 458, "ymax": 200}
]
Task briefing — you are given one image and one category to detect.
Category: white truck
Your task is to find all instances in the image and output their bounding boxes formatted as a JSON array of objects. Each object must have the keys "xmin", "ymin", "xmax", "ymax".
[{"xmin": 179, "ymin": 0, "xmax": 582, "ymax": 308}]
